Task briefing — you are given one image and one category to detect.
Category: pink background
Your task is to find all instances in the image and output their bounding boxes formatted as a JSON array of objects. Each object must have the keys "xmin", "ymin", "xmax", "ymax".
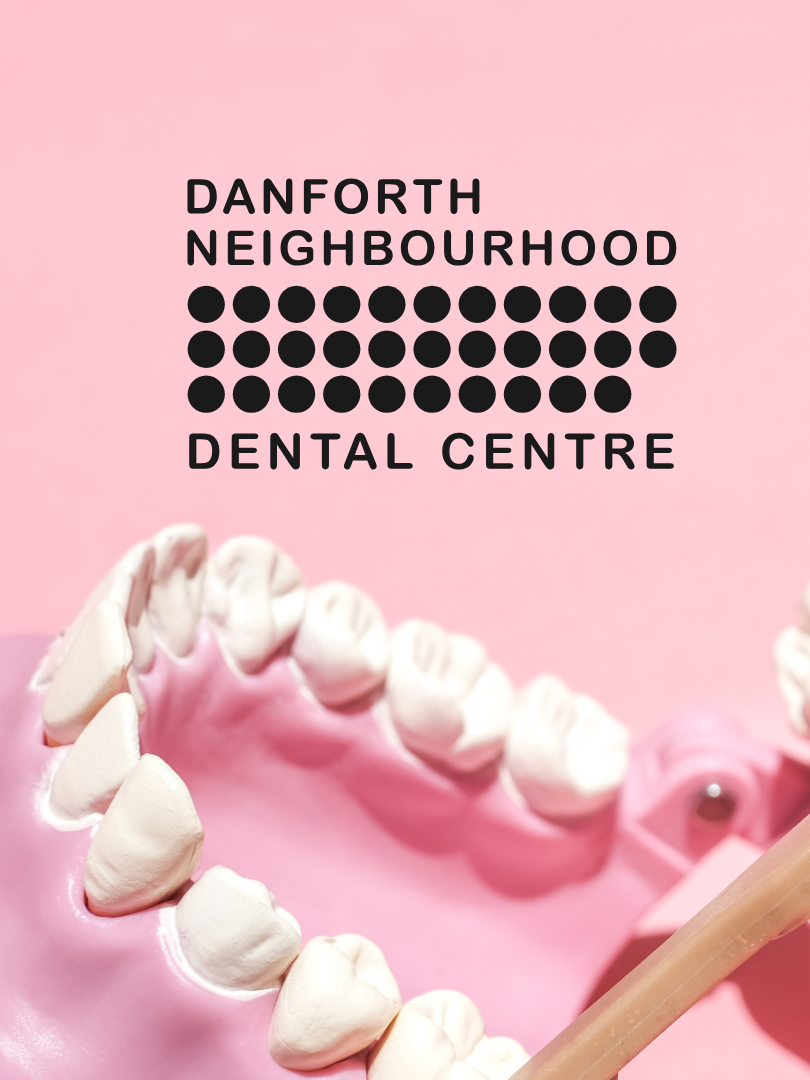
[{"xmin": 2, "ymin": 0, "xmax": 809, "ymax": 746}]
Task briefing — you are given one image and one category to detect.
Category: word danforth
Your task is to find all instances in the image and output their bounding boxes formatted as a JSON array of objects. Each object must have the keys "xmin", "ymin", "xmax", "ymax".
[{"xmin": 189, "ymin": 432, "xmax": 675, "ymax": 471}]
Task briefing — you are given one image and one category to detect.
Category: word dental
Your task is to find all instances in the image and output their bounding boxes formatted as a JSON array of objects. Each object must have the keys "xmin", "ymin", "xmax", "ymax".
[
  {"xmin": 187, "ymin": 179, "xmax": 676, "ymax": 269},
  {"xmin": 189, "ymin": 432, "xmax": 675, "ymax": 471}
]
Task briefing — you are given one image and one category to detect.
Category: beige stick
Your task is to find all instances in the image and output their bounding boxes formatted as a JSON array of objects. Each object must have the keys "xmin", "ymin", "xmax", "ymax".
[{"xmin": 511, "ymin": 810, "xmax": 810, "ymax": 1080}]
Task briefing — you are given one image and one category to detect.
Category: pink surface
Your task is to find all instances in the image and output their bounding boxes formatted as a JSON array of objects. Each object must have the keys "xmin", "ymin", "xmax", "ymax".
[
  {"xmin": 5, "ymin": 631, "xmax": 810, "ymax": 1077},
  {"xmin": 1, "ymin": 2, "xmax": 809, "ymax": 752}
]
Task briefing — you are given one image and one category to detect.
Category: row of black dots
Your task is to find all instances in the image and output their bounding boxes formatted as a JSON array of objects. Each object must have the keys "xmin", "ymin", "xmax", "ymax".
[
  {"xmin": 189, "ymin": 328, "xmax": 676, "ymax": 371},
  {"xmin": 187, "ymin": 284, "xmax": 677, "ymax": 326},
  {"xmin": 188, "ymin": 374, "xmax": 632, "ymax": 415}
]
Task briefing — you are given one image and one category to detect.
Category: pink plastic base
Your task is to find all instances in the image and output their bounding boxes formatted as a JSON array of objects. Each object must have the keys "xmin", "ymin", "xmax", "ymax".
[{"xmin": 3, "ymin": 632, "xmax": 810, "ymax": 1079}]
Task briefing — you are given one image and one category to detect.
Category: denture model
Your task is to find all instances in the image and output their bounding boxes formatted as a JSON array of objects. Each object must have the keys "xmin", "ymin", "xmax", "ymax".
[{"xmin": 2, "ymin": 522, "xmax": 809, "ymax": 1079}]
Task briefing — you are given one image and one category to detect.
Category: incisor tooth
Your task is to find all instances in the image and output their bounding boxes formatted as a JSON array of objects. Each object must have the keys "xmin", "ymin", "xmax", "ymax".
[
  {"xmin": 148, "ymin": 524, "xmax": 208, "ymax": 658},
  {"xmin": 504, "ymin": 674, "xmax": 630, "ymax": 819},
  {"xmin": 368, "ymin": 990, "xmax": 491, "ymax": 1080},
  {"xmin": 386, "ymin": 621, "xmax": 514, "ymax": 773},
  {"xmin": 84, "ymin": 754, "xmax": 203, "ymax": 916},
  {"xmin": 174, "ymin": 866, "xmax": 301, "ymax": 990},
  {"xmin": 774, "ymin": 626, "xmax": 810, "ymax": 735},
  {"xmin": 268, "ymin": 933, "xmax": 401, "ymax": 1070},
  {"xmin": 42, "ymin": 600, "xmax": 132, "ymax": 745},
  {"xmin": 465, "ymin": 1037, "xmax": 530, "ymax": 1080},
  {"xmin": 291, "ymin": 583, "xmax": 390, "ymax": 707},
  {"xmin": 205, "ymin": 537, "xmax": 306, "ymax": 674},
  {"xmin": 49, "ymin": 693, "xmax": 140, "ymax": 821}
]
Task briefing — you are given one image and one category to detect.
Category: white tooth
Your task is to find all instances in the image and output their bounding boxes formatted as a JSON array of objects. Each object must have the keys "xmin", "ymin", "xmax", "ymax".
[
  {"xmin": 174, "ymin": 865, "xmax": 301, "ymax": 990},
  {"xmin": 84, "ymin": 754, "xmax": 203, "ymax": 916},
  {"xmin": 291, "ymin": 583, "xmax": 390, "ymax": 707},
  {"xmin": 386, "ymin": 621, "xmax": 514, "ymax": 773},
  {"xmin": 205, "ymin": 537, "xmax": 306, "ymax": 674},
  {"xmin": 465, "ymin": 1037, "xmax": 531, "ymax": 1080},
  {"xmin": 42, "ymin": 600, "xmax": 132, "ymax": 745},
  {"xmin": 268, "ymin": 933, "xmax": 401, "ymax": 1070},
  {"xmin": 368, "ymin": 990, "xmax": 486, "ymax": 1080},
  {"xmin": 504, "ymin": 674, "xmax": 630, "ymax": 820},
  {"xmin": 774, "ymin": 626, "xmax": 810, "ymax": 735},
  {"xmin": 35, "ymin": 542, "xmax": 156, "ymax": 688},
  {"xmin": 49, "ymin": 693, "xmax": 140, "ymax": 821},
  {"xmin": 148, "ymin": 524, "xmax": 208, "ymax": 659}
]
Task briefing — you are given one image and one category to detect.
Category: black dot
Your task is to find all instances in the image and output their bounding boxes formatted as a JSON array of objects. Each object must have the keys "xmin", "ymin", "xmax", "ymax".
[
  {"xmin": 188, "ymin": 375, "xmax": 225, "ymax": 412},
  {"xmin": 414, "ymin": 287, "xmax": 451, "ymax": 322},
  {"xmin": 594, "ymin": 332, "xmax": 631, "ymax": 368},
  {"xmin": 278, "ymin": 287, "xmax": 315, "ymax": 323},
  {"xmin": 459, "ymin": 286, "xmax": 496, "ymax": 323},
  {"xmin": 414, "ymin": 331, "xmax": 451, "ymax": 367},
  {"xmin": 640, "ymin": 331, "xmax": 676, "ymax": 368},
  {"xmin": 233, "ymin": 331, "xmax": 270, "ymax": 368},
  {"xmin": 324, "ymin": 375, "xmax": 360, "ymax": 412},
  {"xmin": 188, "ymin": 287, "xmax": 225, "ymax": 323},
  {"xmin": 459, "ymin": 376, "xmax": 496, "ymax": 412},
  {"xmin": 594, "ymin": 376, "xmax": 632, "ymax": 412},
  {"xmin": 369, "ymin": 331, "xmax": 405, "ymax": 368},
  {"xmin": 549, "ymin": 331, "xmax": 586, "ymax": 368},
  {"xmin": 233, "ymin": 286, "xmax": 270, "ymax": 323},
  {"xmin": 278, "ymin": 376, "xmax": 315, "ymax": 413},
  {"xmin": 549, "ymin": 376, "xmax": 586, "ymax": 412},
  {"xmin": 323, "ymin": 286, "xmax": 360, "ymax": 323},
  {"xmin": 414, "ymin": 376, "xmax": 451, "ymax": 412},
  {"xmin": 323, "ymin": 331, "xmax": 360, "ymax": 368},
  {"xmin": 639, "ymin": 286, "xmax": 676, "ymax": 322},
  {"xmin": 504, "ymin": 287, "xmax": 541, "ymax": 323},
  {"xmin": 504, "ymin": 331, "xmax": 541, "ymax": 368},
  {"xmin": 459, "ymin": 331, "xmax": 496, "ymax": 367},
  {"xmin": 233, "ymin": 375, "xmax": 270, "ymax": 413},
  {"xmin": 188, "ymin": 331, "xmax": 224, "ymax": 368},
  {"xmin": 368, "ymin": 287, "xmax": 405, "ymax": 323},
  {"xmin": 504, "ymin": 376, "xmax": 541, "ymax": 412},
  {"xmin": 369, "ymin": 376, "xmax": 406, "ymax": 413},
  {"xmin": 594, "ymin": 287, "xmax": 631, "ymax": 323},
  {"xmin": 548, "ymin": 287, "xmax": 586, "ymax": 323},
  {"xmin": 278, "ymin": 331, "xmax": 315, "ymax": 368}
]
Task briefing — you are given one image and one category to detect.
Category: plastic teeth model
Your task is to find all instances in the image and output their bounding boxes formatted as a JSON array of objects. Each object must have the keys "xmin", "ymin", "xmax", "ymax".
[{"xmin": 5, "ymin": 522, "xmax": 641, "ymax": 1079}]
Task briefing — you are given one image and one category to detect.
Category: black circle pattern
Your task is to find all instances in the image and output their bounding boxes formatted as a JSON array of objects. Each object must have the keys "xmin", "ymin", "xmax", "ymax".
[
  {"xmin": 414, "ymin": 287, "xmax": 451, "ymax": 322},
  {"xmin": 594, "ymin": 376, "xmax": 632, "ymax": 412},
  {"xmin": 504, "ymin": 332, "xmax": 541, "ymax": 368},
  {"xmin": 324, "ymin": 376, "xmax": 361, "ymax": 412},
  {"xmin": 368, "ymin": 287, "xmax": 406, "ymax": 323},
  {"xmin": 548, "ymin": 287, "xmax": 586, "ymax": 323},
  {"xmin": 188, "ymin": 375, "xmax": 225, "ymax": 412},
  {"xmin": 188, "ymin": 287, "xmax": 225, "ymax": 323},
  {"xmin": 414, "ymin": 331, "xmax": 451, "ymax": 367},
  {"xmin": 278, "ymin": 376, "xmax": 315, "ymax": 413},
  {"xmin": 324, "ymin": 286, "xmax": 361, "ymax": 323},
  {"xmin": 278, "ymin": 287, "xmax": 315, "ymax": 323},
  {"xmin": 594, "ymin": 287, "xmax": 631, "ymax": 323},
  {"xmin": 188, "ymin": 331, "xmax": 225, "ymax": 368},
  {"xmin": 233, "ymin": 286, "xmax": 270, "ymax": 323},
  {"xmin": 549, "ymin": 332, "xmax": 586, "ymax": 368},
  {"xmin": 504, "ymin": 287, "xmax": 541, "ymax": 323},
  {"xmin": 369, "ymin": 376, "xmax": 406, "ymax": 413},
  {"xmin": 640, "ymin": 331, "xmax": 677, "ymax": 367},
  {"xmin": 459, "ymin": 376, "xmax": 496, "ymax": 412},
  {"xmin": 549, "ymin": 376, "xmax": 586, "ymax": 412},
  {"xmin": 323, "ymin": 331, "xmax": 360, "ymax": 368},
  {"xmin": 459, "ymin": 286, "xmax": 496, "ymax": 323},
  {"xmin": 278, "ymin": 331, "xmax": 315, "ymax": 368},
  {"xmin": 369, "ymin": 331, "xmax": 406, "ymax": 368},
  {"xmin": 594, "ymin": 332, "xmax": 631, "ymax": 368},
  {"xmin": 414, "ymin": 376, "xmax": 451, "ymax": 412},
  {"xmin": 639, "ymin": 287, "xmax": 676, "ymax": 322},
  {"xmin": 504, "ymin": 376, "xmax": 541, "ymax": 413},
  {"xmin": 459, "ymin": 332, "xmax": 496, "ymax": 368},
  {"xmin": 233, "ymin": 331, "xmax": 270, "ymax": 368},
  {"xmin": 233, "ymin": 375, "xmax": 270, "ymax": 413}
]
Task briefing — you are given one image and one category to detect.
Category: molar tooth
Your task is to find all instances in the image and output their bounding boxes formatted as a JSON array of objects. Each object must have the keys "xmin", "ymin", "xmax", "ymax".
[
  {"xmin": 174, "ymin": 865, "xmax": 301, "ymax": 990},
  {"xmin": 84, "ymin": 754, "xmax": 203, "ymax": 916},
  {"xmin": 42, "ymin": 600, "xmax": 133, "ymax": 745},
  {"xmin": 291, "ymin": 583, "xmax": 390, "ymax": 707},
  {"xmin": 386, "ymin": 621, "xmax": 514, "ymax": 773},
  {"xmin": 465, "ymin": 1037, "xmax": 531, "ymax": 1080},
  {"xmin": 368, "ymin": 990, "xmax": 487, "ymax": 1080},
  {"xmin": 774, "ymin": 626, "xmax": 810, "ymax": 735},
  {"xmin": 148, "ymin": 524, "xmax": 208, "ymax": 659},
  {"xmin": 205, "ymin": 537, "xmax": 306, "ymax": 674},
  {"xmin": 49, "ymin": 693, "xmax": 140, "ymax": 821},
  {"xmin": 504, "ymin": 674, "xmax": 630, "ymax": 820},
  {"xmin": 268, "ymin": 933, "xmax": 401, "ymax": 1070}
]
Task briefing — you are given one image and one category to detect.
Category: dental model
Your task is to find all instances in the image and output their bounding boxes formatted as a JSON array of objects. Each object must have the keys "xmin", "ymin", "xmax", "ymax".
[{"xmin": 8, "ymin": 522, "xmax": 645, "ymax": 1080}]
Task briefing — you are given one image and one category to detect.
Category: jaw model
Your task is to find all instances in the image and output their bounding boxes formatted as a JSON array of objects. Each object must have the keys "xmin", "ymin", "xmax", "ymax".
[{"xmin": 3, "ymin": 523, "xmax": 803, "ymax": 1079}]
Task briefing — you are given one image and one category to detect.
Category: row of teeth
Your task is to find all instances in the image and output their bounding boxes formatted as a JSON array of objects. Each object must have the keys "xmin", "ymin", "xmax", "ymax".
[{"xmin": 34, "ymin": 523, "xmax": 630, "ymax": 1077}]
